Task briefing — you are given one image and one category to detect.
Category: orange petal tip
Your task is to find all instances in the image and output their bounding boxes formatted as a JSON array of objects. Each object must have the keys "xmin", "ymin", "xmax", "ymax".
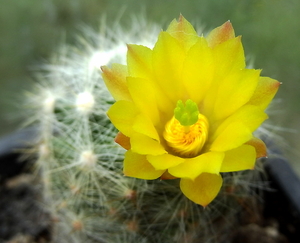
[
  {"xmin": 115, "ymin": 132, "xmax": 131, "ymax": 150},
  {"xmin": 207, "ymin": 21, "xmax": 235, "ymax": 47},
  {"xmin": 101, "ymin": 64, "xmax": 131, "ymax": 101},
  {"xmin": 160, "ymin": 171, "xmax": 178, "ymax": 180},
  {"xmin": 246, "ymin": 137, "xmax": 267, "ymax": 158}
]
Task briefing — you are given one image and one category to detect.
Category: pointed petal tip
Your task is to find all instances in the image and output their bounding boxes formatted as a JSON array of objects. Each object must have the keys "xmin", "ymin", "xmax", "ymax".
[
  {"xmin": 165, "ymin": 14, "xmax": 198, "ymax": 51},
  {"xmin": 178, "ymin": 13, "xmax": 187, "ymax": 23},
  {"xmin": 101, "ymin": 64, "xmax": 132, "ymax": 101},
  {"xmin": 100, "ymin": 65, "xmax": 108, "ymax": 72},
  {"xmin": 223, "ymin": 20, "xmax": 233, "ymax": 28},
  {"xmin": 270, "ymin": 79, "xmax": 281, "ymax": 96},
  {"xmin": 207, "ymin": 21, "xmax": 235, "ymax": 47}
]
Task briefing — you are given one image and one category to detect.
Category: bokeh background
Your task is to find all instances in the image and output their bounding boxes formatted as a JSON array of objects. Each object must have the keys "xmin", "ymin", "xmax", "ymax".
[{"xmin": 0, "ymin": 0, "xmax": 299, "ymax": 174}]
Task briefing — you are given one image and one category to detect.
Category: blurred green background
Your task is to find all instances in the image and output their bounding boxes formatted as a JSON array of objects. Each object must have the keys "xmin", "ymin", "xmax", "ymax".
[{"xmin": 0, "ymin": 0, "xmax": 299, "ymax": 173}]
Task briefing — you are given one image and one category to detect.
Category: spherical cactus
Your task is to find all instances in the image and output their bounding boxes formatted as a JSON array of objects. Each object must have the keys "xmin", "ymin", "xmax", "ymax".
[{"xmin": 24, "ymin": 16, "xmax": 279, "ymax": 243}]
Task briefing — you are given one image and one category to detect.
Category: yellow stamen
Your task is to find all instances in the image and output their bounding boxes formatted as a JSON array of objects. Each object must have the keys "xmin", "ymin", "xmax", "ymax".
[{"xmin": 163, "ymin": 113, "xmax": 209, "ymax": 157}]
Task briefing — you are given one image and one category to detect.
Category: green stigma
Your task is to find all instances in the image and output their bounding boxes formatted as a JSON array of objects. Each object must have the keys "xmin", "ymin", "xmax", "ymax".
[{"xmin": 174, "ymin": 99, "xmax": 199, "ymax": 126}]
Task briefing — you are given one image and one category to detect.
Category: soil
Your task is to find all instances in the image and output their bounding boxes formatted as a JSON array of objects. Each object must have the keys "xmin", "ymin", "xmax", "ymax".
[{"xmin": 0, "ymin": 174, "xmax": 52, "ymax": 243}]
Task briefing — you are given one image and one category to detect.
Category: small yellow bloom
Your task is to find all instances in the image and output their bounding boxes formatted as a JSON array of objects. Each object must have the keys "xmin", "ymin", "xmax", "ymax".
[{"xmin": 101, "ymin": 15, "xmax": 280, "ymax": 206}]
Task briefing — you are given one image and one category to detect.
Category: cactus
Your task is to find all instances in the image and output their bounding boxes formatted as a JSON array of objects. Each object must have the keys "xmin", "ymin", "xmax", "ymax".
[{"xmin": 23, "ymin": 16, "xmax": 274, "ymax": 243}]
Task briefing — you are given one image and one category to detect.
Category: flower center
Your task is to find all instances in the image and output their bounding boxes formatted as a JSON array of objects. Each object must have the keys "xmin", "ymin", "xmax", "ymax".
[{"xmin": 163, "ymin": 99, "xmax": 209, "ymax": 157}]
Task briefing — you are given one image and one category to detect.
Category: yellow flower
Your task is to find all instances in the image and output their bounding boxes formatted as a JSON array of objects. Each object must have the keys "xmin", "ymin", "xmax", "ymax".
[{"xmin": 101, "ymin": 15, "xmax": 280, "ymax": 207}]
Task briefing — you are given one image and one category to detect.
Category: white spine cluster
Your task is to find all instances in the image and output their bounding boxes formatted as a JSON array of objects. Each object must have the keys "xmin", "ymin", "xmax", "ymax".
[
  {"xmin": 24, "ymin": 16, "xmax": 272, "ymax": 243},
  {"xmin": 76, "ymin": 92, "xmax": 95, "ymax": 114}
]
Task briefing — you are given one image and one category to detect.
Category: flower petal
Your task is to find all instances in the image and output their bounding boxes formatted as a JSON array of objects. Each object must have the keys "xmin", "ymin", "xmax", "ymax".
[
  {"xmin": 168, "ymin": 152, "xmax": 224, "ymax": 180},
  {"xmin": 127, "ymin": 76, "xmax": 160, "ymax": 125},
  {"xmin": 130, "ymin": 133, "xmax": 166, "ymax": 155},
  {"xmin": 245, "ymin": 137, "xmax": 267, "ymax": 158},
  {"xmin": 247, "ymin": 77, "xmax": 281, "ymax": 111},
  {"xmin": 207, "ymin": 21, "xmax": 235, "ymax": 48},
  {"xmin": 101, "ymin": 64, "xmax": 131, "ymax": 101},
  {"xmin": 212, "ymin": 69, "xmax": 261, "ymax": 121},
  {"xmin": 127, "ymin": 44, "xmax": 153, "ymax": 79},
  {"xmin": 115, "ymin": 132, "xmax": 130, "ymax": 150},
  {"xmin": 220, "ymin": 145, "xmax": 256, "ymax": 172},
  {"xmin": 180, "ymin": 173, "xmax": 223, "ymax": 207},
  {"xmin": 107, "ymin": 100, "xmax": 138, "ymax": 137},
  {"xmin": 147, "ymin": 153, "xmax": 185, "ymax": 170},
  {"xmin": 182, "ymin": 37, "xmax": 214, "ymax": 104},
  {"xmin": 210, "ymin": 122, "xmax": 253, "ymax": 152},
  {"xmin": 202, "ymin": 37, "xmax": 246, "ymax": 117},
  {"xmin": 166, "ymin": 14, "xmax": 198, "ymax": 51},
  {"xmin": 132, "ymin": 114, "xmax": 160, "ymax": 141},
  {"xmin": 127, "ymin": 44, "xmax": 174, "ymax": 122},
  {"xmin": 212, "ymin": 36, "xmax": 245, "ymax": 76},
  {"xmin": 124, "ymin": 150, "xmax": 164, "ymax": 179},
  {"xmin": 211, "ymin": 105, "xmax": 268, "ymax": 140},
  {"xmin": 152, "ymin": 31, "xmax": 186, "ymax": 101}
]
